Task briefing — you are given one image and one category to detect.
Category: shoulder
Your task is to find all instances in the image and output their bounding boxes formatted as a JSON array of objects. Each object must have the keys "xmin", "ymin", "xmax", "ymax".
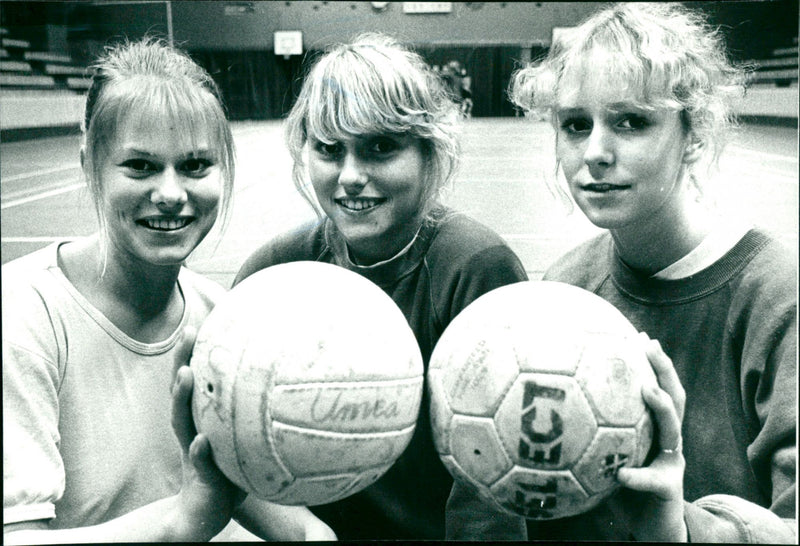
[
  {"xmin": 2, "ymin": 245, "xmax": 67, "ymax": 372},
  {"xmin": 736, "ymin": 229, "xmax": 796, "ymax": 289},
  {"xmin": 179, "ymin": 267, "xmax": 226, "ymax": 305},
  {"xmin": 2, "ymin": 243, "xmax": 66, "ymax": 315},
  {"xmin": 423, "ymin": 212, "xmax": 528, "ymax": 320},
  {"xmin": 234, "ymin": 221, "xmax": 327, "ymax": 286},
  {"xmin": 2, "ymin": 243, "xmax": 60, "ymax": 280},
  {"xmin": 543, "ymin": 232, "xmax": 612, "ymax": 287},
  {"xmin": 729, "ymin": 229, "xmax": 797, "ymax": 321},
  {"xmin": 427, "ymin": 212, "xmax": 525, "ymax": 271}
]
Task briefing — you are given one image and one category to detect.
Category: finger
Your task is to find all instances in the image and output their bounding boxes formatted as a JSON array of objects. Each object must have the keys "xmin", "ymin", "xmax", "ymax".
[
  {"xmin": 171, "ymin": 366, "xmax": 197, "ymax": 452},
  {"xmin": 617, "ymin": 466, "xmax": 673, "ymax": 500},
  {"xmin": 639, "ymin": 334, "xmax": 686, "ymax": 420},
  {"xmin": 188, "ymin": 434, "xmax": 216, "ymax": 480},
  {"xmin": 643, "ymin": 384, "xmax": 682, "ymax": 456}
]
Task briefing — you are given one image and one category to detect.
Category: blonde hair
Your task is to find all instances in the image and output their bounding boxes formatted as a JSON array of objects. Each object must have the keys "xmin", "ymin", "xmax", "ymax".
[
  {"xmin": 82, "ymin": 37, "xmax": 235, "ymax": 264},
  {"xmin": 285, "ymin": 33, "xmax": 461, "ymax": 220},
  {"xmin": 510, "ymin": 2, "xmax": 747, "ymax": 173}
]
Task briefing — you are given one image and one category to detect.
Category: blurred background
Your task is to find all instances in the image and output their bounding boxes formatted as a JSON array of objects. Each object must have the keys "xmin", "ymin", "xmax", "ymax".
[{"xmin": 1, "ymin": 1, "xmax": 797, "ymax": 284}]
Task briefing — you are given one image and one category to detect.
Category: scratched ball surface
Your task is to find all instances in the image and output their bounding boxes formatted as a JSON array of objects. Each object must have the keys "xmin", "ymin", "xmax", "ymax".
[
  {"xmin": 191, "ymin": 261, "xmax": 423, "ymax": 506},
  {"xmin": 428, "ymin": 281, "xmax": 656, "ymax": 519}
]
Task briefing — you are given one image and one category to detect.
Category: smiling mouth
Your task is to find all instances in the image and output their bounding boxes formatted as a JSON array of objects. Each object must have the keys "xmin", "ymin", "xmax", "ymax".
[
  {"xmin": 137, "ymin": 218, "xmax": 194, "ymax": 231},
  {"xmin": 335, "ymin": 197, "xmax": 386, "ymax": 212}
]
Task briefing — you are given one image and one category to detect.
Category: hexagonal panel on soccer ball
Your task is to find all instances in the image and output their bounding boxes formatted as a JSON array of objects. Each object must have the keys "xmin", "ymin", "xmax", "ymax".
[
  {"xmin": 572, "ymin": 426, "xmax": 641, "ymax": 495},
  {"xmin": 495, "ymin": 372, "xmax": 597, "ymax": 470},
  {"xmin": 490, "ymin": 466, "xmax": 599, "ymax": 520},
  {"xmin": 448, "ymin": 414, "xmax": 513, "ymax": 486},
  {"xmin": 435, "ymin": 325, "xmax": 520, "ymax": 417},
  {"xmin": 574, "ymin": 334, "xmax": 653, "ymax": 427}
]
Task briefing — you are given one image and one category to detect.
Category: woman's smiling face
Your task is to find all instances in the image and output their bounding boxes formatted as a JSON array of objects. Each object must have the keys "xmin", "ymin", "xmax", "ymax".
[
  {"xmin": 307, "ymin": 132, "xmax": 428, "ymax": 265},
  {"xmin": 97, "ymin": 115, "xmax": 222, "ymax": 267}
]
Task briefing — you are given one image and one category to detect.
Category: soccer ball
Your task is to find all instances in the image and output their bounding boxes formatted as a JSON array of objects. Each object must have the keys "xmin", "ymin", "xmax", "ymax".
[
  {"xmin": 428, "ymin": 281, "xmax": 656, "ymax": 520},
  {"xmin": 191, "ymin": 261, "xmax": 424, "ymax": 506}
]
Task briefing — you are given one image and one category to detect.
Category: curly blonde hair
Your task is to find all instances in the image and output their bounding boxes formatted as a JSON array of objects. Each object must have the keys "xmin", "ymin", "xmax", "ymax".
[
  {"xmin": 285, "ymin": 33, "xmax": 462, "ymax": 221},
  {"xmin": 510, "ymin": 2, "xmax": 747, "ymax": 173}
]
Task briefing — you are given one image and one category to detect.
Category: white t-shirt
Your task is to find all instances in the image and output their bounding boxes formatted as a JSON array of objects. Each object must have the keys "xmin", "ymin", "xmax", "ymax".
[{"xmin": 2, "ymin": 242, "xmax": 224, "ymax": 528}]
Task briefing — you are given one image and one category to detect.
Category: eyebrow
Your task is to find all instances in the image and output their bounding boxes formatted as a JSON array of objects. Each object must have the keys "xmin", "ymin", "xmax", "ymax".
[
  {"xmin": 122, "ymin": 147, "xmax": 214, "ymax": 158},
  {"xmin": 556, "ymin": 102, "xmax": 648, "ymax": 116}
]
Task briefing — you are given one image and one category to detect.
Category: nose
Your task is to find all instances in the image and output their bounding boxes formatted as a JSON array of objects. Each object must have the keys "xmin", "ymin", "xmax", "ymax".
[
  {"xmin": 337, "ymin": 153, "xmax": 368, "ymax": 195},
  {"xmin": 583, "ymin": 126, "xmax": 614, "ymax": 175},
  {"xmin": 151, "ymin": 168, "xmax": 187, "ymax": 211}
]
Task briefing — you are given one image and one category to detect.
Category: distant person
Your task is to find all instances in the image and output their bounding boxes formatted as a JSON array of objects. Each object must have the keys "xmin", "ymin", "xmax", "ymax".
[
  {"xmin": 448, "ymin": 3, "xmax": 796, "ymax": 542},
  {"xmin": 460, "ymin": 67, "xmax": 473, "ymax": 117},
  {"xmin": 441, "ymin": 60, "xmax": 471, "ymax": 116},
  {"xmin": 2, "ymin": 37, "xmax": 334, "ymax": 543},
  {"xmin": 235, "ymin": 33, "xmax": 528, "ymax": 540}
]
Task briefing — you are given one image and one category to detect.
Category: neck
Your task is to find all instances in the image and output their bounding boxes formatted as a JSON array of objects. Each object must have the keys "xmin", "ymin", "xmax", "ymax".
[
  {"xmin": 101, "ymin": 248, "xmax": 182, "ymax": 318},
  {"xmin": 347, "ymin": 218, "xmax": 425, "ymax": 267},
  {"xmin": 610, "ymin": 194, "xmax": 715, "ymax": 275},
  {"xmin": 67, "ymin": 236, "xmax": 182, "ymax": 318}
]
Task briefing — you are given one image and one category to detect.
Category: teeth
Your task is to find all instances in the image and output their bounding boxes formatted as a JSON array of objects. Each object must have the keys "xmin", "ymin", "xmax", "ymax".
[
  {"xmin": 144, "ymin": 218, "xmax": 190, "ymax": 230},
  {"xmin": 340, "ymin": 199, "xmax": 380, "ymax": 211}
]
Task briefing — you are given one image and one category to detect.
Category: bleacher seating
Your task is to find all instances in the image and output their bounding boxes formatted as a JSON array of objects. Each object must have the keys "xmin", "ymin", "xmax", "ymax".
[
  {"xmin": 746, "ymin": 36, "xmax": 798, "ymax": 88},
  {"xmin": 734, "ymin": 36, "xmax": 798, "ymax": 119},
  {"xmin": 0, "ymin": 28, "xmax": 91, "ymax": 92},
  {"xmin": 1, "ymin": 26, "xmax": 90, "ymax": 131}
]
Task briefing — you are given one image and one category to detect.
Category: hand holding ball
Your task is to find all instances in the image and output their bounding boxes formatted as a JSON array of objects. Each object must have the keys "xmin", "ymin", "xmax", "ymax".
[
  {"xmin": 428, "ymin": 281, "xmax": 657, "ymax": 519},
  {"xmin": 191, "ymin": 262, "xmax": 423, "ymax": 506}
]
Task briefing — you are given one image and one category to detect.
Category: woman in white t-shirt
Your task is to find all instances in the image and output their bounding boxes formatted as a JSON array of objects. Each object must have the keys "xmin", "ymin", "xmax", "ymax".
[{"xmin": 2, "ymin": 37, "xmax": 334, "ymax": 543}]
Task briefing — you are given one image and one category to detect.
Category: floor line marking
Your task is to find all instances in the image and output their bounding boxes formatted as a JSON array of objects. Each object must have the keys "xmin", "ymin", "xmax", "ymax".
[
  {"xmin": 1, "ymin": 236, "xmax": 69, "ymax": 243},
  {"xmin": 727, "ymin": 145, "xmax": 798, "ymax": 163},
  {"xmin": 1, "ymin": 182, "xmax": 86, "ymax": 210},
  {"xmin": 2, "ymin": 164, "xmax": 79, "ymax": 183}
]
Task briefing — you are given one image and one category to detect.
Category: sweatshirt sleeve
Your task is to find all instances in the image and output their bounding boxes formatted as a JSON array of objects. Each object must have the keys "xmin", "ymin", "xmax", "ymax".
[{"xmin": 686, "ymin": 243, "xmax": 797, "ymax": 543}]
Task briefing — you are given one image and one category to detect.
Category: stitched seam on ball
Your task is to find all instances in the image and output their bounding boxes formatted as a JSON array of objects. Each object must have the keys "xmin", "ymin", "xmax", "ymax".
[
  {"xmin": 273, "ymin": 377, "xmax": 423, "ymax": 390},
  {"xmin": 270, "ymin": 422, "xmax": 417, "ymax": 438}
]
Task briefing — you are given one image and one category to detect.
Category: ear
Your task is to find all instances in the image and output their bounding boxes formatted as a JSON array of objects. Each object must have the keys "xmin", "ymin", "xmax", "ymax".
[{"xmin": 682, "ymin": 135, "xmax": 703, "ymax": 165}]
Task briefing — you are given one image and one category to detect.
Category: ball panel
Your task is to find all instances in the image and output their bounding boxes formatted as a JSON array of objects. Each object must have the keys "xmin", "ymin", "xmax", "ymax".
[
  {"xmin": 229, "ymin": 361, "xmax": 297, "ymax": 498},
  {"xmin": 270, "ymin": 377, "xmax": 423, "ymax": 433},
  {"xmin": 575, "ymin": 334, "xmax": 656, "ymax": 426},
  {"xmin": 494, "ymin": 373, "xmax": 597, "ymax": 470},
  {"xmin": 448, "ymin": 415, "xmax": 513, "ymax": 486},
  {"xmin": 512, "ymin": 332, "xmax": 585, "ymax": 375},
  {"xmin": 192, "ymin": 339, "xmax": 254, "ymax": 491},
  {"xmin": 267, "ymin": 465, "xmax": 392, "ymax": 506},
  {"xmin": 272, "ymin": 423, "xmax": 415, "ymax": 476},
  {"xmin": 271, "ymin": 326, "xmax": 423, "ymax": 385},
  {"xmin": 432, "ymin": 329, "xmax": 519, "ymax": 417},
  {"xmin": 572, "ymin": 426, "xmax": 640, "ymax": 495},
  {"xmin": 427, "ymin": 368, "xmax": 454, "ymax": 454},
  {"xmin": 491, "ymin": 467, "xmax": 599, "ymax": 520}
]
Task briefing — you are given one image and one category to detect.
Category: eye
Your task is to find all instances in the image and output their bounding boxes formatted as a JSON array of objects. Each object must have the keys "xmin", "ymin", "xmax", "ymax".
[
  {"xmin": 559, "ymin": 117, "xmax": 591, "ymax": 135},
  {"xmin": 368, "ymin": 137, "xmax": 399, "ymax": 155},
  {"xmin": 617, "ymin": 115, "xmax": 650, "ymax": 131},
  {"xmin": 313, "ymin": 141, "xmax": 343, "ymax": 158},
  {"xmin": 120, "ymin": 158, "xmax": 157, "ymax": 176},
  {"xmin": 180, "ymin": 157, "xmax": 214, "ymax": 176}
]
